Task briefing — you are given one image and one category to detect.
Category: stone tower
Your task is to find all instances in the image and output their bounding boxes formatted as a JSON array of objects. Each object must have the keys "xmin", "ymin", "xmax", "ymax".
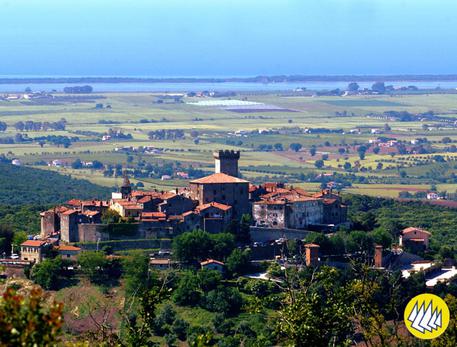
[
  {"xmin": 374, "ymin": 245, "xmax": 383, "ymax": 268},
  {"xmin": 305, "ymin": 243, "xmax": 320, "ymax": 267},
  {"xmin": 120, "ymin": 171, "xmax": 132, "ymax": 199},
  {"xmin": 213, "ymin": 150, "xmax": 240, "ymax": 177}
]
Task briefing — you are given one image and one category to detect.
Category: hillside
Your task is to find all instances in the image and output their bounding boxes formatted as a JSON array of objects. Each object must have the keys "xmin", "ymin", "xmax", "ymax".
[{"xmin": 0, "ymin": 163, "xmax": 111, "ymax": 205}]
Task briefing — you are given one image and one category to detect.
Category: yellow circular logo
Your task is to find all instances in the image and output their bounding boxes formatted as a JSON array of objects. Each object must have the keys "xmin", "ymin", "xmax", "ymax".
[{"xmin": 404, "ymin": 293, "xmax": 450, "ymax": 340}]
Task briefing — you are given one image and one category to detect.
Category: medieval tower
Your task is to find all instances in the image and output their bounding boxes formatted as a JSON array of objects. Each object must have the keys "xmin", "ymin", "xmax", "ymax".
[{"xmin": 213, "ymin": 150, "xmax": 240, "ymax": 177}]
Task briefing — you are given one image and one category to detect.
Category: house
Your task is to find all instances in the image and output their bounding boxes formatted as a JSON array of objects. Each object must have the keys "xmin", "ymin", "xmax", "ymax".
[
  {"xmin": 399, "ymin": 227, "xmax": 431, "ymax": 251},
  {"xmin": 20, "ymin": 240, "xmax": 47, "ymax": 263},
  {"xmin": 150, "ymin": 258, "xmax": 175, "ymax": 270},
  {"xmin": 57, "ymin": 245, "xmax": 81, "ymax": 261},
  {"xmin": 426, "ymin": 192, "xmax": 441, "ymax": 200},
  {"xmin": 200, "ymin": 259, "xmax": 225, "ymax": 272}
]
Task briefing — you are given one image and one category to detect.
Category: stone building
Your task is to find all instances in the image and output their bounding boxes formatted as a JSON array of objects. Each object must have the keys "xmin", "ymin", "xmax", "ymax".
[
  {"xmin": 253, "ymin": 197, "xmax": 323, "ymax": 229},
  {"xmin": 189, "ymin": 173, "xmax": 250, "ymax": 219},
  {"xmin": 399, "ymin": 227, "xmax": 431, "ymax": 251},
  {"xmin": 20, "ymin": 240, "xmax": 47, "ymax": 263}
]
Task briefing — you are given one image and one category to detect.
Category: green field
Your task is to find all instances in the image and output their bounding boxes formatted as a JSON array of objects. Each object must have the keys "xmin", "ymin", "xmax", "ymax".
[{"xmin": 2, "ymin": 92, "xmax": 457, "ymax": 197}]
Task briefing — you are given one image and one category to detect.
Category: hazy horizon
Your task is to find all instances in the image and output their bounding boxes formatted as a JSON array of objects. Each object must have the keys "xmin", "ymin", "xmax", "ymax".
[{"xmin": 0, "ymin": 0, "xmax": 456, "ymax": 76}]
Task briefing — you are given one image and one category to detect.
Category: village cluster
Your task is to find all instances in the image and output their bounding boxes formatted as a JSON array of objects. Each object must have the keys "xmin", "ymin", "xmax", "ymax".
[{"xmin": 20, "ymin": 151, "xmax": 345, "ymax": 259}]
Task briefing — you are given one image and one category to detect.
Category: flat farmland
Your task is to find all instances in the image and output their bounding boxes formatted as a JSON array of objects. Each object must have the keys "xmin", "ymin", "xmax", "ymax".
[{"xmin": 2, "ymin": 91, "xmax": 457, "ymax": 199}]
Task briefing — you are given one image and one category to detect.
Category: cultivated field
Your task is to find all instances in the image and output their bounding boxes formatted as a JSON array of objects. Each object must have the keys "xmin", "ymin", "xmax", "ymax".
[{"xmin": 2, "ymin": 91, "xmax": 457, "ymax": 198}]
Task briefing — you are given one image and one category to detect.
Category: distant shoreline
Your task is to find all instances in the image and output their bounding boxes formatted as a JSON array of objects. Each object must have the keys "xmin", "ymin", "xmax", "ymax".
[{"xmin": 2, "ymin": 75, "xmax": 457, "ymax": 84}]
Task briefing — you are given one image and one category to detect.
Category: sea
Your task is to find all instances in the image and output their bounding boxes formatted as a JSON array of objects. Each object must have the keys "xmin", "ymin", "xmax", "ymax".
[{"xmin": 1, "ymin": 81, "xmax": 457, "ymax": 93}]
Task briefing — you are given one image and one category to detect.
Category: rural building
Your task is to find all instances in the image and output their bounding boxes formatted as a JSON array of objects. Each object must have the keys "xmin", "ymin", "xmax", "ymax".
[
  {"xmin": 57, "ymin": 245, "xmax": 81, "ymax": 261},
  {"xmin": 399, "ymin": 227, "xmax": 431, "ymax": 251},
  {"xmin": 20, "ymin": 240, "xmax": 47, "ymax": 263},
  {"xmin": 200, "ymin": 259, "xmax": 225, "ymax": 272}
]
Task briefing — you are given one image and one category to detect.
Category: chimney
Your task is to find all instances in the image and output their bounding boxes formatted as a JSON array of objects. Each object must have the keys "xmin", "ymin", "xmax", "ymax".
[
  {"xmin": 305, "ymin": 243, "xmax": 320, "ymax": 267},
  {"xmin": 374, "ymin": 245, "xmax": 383, "ymax": 268}
]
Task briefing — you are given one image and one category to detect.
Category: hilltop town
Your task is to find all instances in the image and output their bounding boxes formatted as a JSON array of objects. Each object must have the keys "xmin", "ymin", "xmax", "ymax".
[{"xmin": 35, "ymin": 150, "xmax": 346, "ymax": 252}]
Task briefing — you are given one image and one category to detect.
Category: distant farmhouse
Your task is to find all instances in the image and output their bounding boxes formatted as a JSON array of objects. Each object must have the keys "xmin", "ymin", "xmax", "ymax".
[{"xmin": 38, "ymin": 151, "xmax": 347, "ymax": 246}]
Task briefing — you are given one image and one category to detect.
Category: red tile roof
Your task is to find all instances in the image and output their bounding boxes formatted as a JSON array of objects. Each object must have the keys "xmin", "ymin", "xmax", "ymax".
[
  {"xmin": 402, "ymin": 227, "xmax": 431, "ymax": 235},
  {"xmin": 305, "ymin": 243, "xmax": 320, "ymax": 248},
  {"xmin": 196, "ymin": 202, "xmax": 232, "ymax": 212},
  {"xmin": 58, "ymin": 245, "xmax": 81, "ymax": 251},
  {"xmin": 190, "ymin": 173, "xmax": 249, "ymax": 184},
  {"xmin": 62, "ymin": 209, "xmax": 79, "ymax": 216},
  {"xmin": 201, "ymin": 259, "xmax": 225, "ymax": 266},
  {"xmin": 21, "ymin": 240, "xmax": 46, "ymax": 247}
]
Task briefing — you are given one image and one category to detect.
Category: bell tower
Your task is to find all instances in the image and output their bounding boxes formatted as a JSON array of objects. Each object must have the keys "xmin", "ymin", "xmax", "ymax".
[{"xmin": 120, "ymin": 171, "xmax": 132, "ymax": 199}]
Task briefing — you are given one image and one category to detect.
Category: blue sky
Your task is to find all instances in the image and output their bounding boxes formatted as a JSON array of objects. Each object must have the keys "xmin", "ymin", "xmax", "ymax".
[{"xmin": 0, "ymin": 0, "xmax": 455, "ymax": 76}]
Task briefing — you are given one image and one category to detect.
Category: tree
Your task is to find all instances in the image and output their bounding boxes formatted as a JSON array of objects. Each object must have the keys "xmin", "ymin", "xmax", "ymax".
[
  {"xmin": 338, "ymin": 147, "xmax": 346, "ymax": 155},
  {"xmin": 347, "ymin": 82, "xmax": 360, "ymax": 91},
  {"xmin": 371, "ymin": 82, "xmax": 386, "ymax": 93},
  {"xmin": 71, "ymin": 158, "xmax": 83, "ymax": 169},
  {"xmin": 237, "ymin": 214, "xmax": 252, "ymax": 244},
  {"xmin": 289, "ymin": 143, "xmax": 302, "ymax": 152},
  {"xmin": 309, "ymin": 146, "xmax": 317, "ymax": 157},
  {"xmin": 202, "ymin": 286, "xmax": 243, "ymax": 315},
  {"xmin": 0, "ymin": 287, "xmax": 63, "ymax": 346},
  {"xmin": 314, "ymin": 159, "xmax": 324, "ymax": 169},
  {"xmin": 277, "ymin": 266, "xmax": 353, "ymax": 346},
  {"xmin": 31, "ymin": 258, "xmax": 62, "ymax": 290},
  {"xmin": 343, "ymin": 162, "xmax": 352, "ymax": 171},
  {"xmin": 357, "ymin": 145, "xmax": 367, "ymax": 160},
  {"xmin": 373, "ymin": 146, "xmax": 380, "ymax": 154},
  {"xmin": 0, "ymin": 122, "xmax": 7, "ymax": 132},
  {"xmin": 442, "ymin": 136, "xmax": 452, "ymax": 144},
  {"xmin": 123, "ymin": 251, "xmax": 150, "ymax": 296},
  {"xmin": 101, "ymin": 209, "xmax": 121, "ymax": 224},
  {"xmin": 273, "ymin": 143, "xmax": 284, "ymax": 151},
  {"xmin": 172, "ymin": 271, "xmax": 202, "ymax": 306},
  {"xmin": 78, "ymin": 251, "xmax": 109, "ymax": 283},
  {"xmin": 173, "ymin": 230, "xmax": 214, "ymax": 263},
  {"xmin": 226, "ymin": 248, "xmax": 251, "ymax": 277}
]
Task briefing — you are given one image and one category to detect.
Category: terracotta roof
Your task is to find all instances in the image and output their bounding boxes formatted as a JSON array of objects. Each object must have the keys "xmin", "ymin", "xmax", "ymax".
[
  {"xmin": 196, "ymin": 202, "xmax": 232, "ymax": 212},
  {"xmin": 115, "ymin": 200, "xmax": 143, "ymax": 209},
  {"xmin": 67, "ymin": 199, "xmax": 82, "ymax": 206},
  {"xmin": 21, "ymin": 240, "xmax": 46, "ymax": 247},
  {"xmin": 201, "ymin": 259, "xmax": 225, "ymax": 266},
  {"xmin": 255, "ymin": 200, "xmax": 286, "ymax": 205},
  {"xmin": 190, "ymin": 173, "xmax": 249, "ymax": 184},
  {"xmin": 142, "ymin": 212, "xmax": 166, "ymax": 218},
  {"xmin": 58, "ymin": 245, "xmax": 81, "ymax": 251},
  {"xmin": 83, "ymin": 210, "xmax": 100, "ymax": 217},
  {"xmin": 137, "ymin": 196, "xmax": 153, "ymax": 203},
  {"xmin": 62, "ymin": 209, "xmax": 79, "ymax": 216},
  {"xmin": 304, "ymin": 243, "xmax": 320, "ymax": 248},
  {"xmin": 150, "ymin": 259, "xmax": 171, "ymax": 265},
  {"xmin": 182, "ymin": 211, "xmax": 196, "ymax": 217},
  {"xmin": 161, "ymin": 192, "xmax": 177, "ymax": 200},
  {"xmin": 402, "ymin": 227, "xmax": 431, "ymax": 235}
]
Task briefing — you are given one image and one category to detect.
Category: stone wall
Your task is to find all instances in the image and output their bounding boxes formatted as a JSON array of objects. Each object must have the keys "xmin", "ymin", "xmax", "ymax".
[{"xmin": 250, "ymin": 226, "xmax": 311, "ymax": 242}]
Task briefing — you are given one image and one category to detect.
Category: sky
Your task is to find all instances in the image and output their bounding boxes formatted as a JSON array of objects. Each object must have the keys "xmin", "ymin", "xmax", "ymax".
[{"xmin": 0, "ymin": 0, "xmax": 455, "ymax": 77}]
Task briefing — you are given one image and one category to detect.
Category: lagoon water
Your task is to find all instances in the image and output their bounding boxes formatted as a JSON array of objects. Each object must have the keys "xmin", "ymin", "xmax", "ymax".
[{"xmin": 1, "ymin": 81, "xmax": 457, "ymax": 93}]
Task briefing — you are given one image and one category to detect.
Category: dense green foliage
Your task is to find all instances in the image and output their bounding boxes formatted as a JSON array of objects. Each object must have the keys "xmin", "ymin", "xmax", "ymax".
[
  {"xmin": 345, "ymin": 194, "xmax": 457, "ymax": 256},
  {"xmin": 0, "ymin": 162, "xmax": 111, "ymax": 205},
  {"xmin": 172, "ymin": 230, "xmax": 235, "ymax": 263}
]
